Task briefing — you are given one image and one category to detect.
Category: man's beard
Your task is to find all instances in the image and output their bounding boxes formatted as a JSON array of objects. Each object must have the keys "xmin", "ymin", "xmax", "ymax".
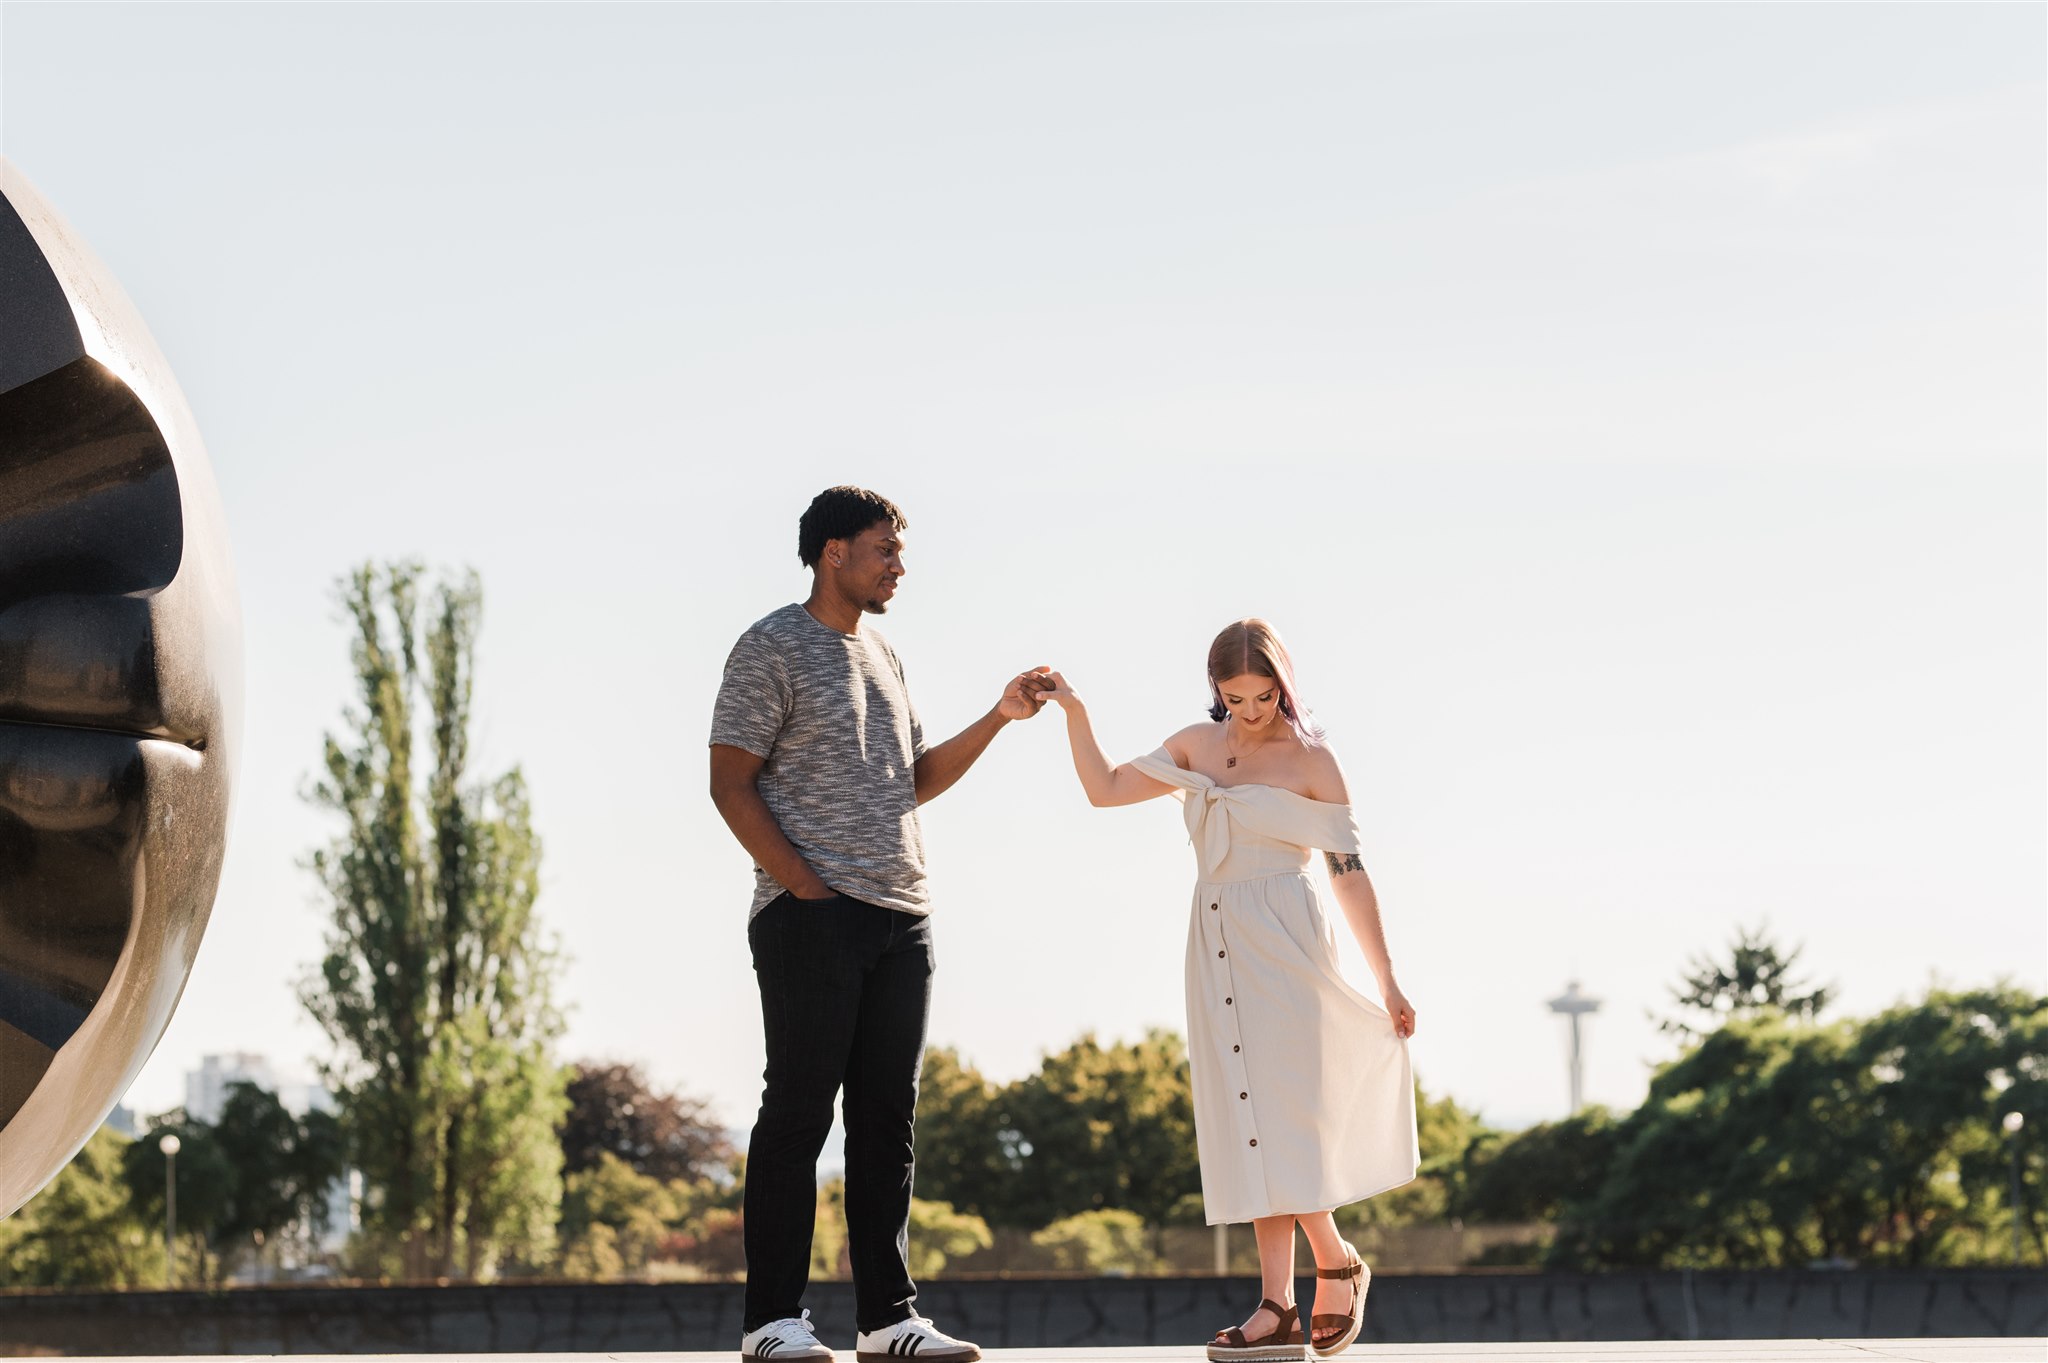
[{"xmin": 863, "ymin": 597, "xmax": 890, "ymax": 614}]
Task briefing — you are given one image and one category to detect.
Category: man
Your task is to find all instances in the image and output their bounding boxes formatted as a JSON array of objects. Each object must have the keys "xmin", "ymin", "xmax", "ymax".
[{"xmin": 709, "ymin": 486, "xmax": 1048, "ymax": 1363}]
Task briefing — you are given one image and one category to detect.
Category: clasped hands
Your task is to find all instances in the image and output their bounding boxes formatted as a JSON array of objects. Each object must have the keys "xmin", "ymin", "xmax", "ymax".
[{"xmin": 997, "ymin": 665, "xmax": 1065, "ymax": 720}]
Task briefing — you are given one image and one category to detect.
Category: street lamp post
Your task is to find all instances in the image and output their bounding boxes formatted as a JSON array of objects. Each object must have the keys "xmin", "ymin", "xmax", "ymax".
[
  {"xmin": 2003, "ymin": 1111, "xmax": 2025, "ymax": 1267},
  {"xmin": 158, "ymin": 1133, "xmax": 181, "ymax": 1288}
]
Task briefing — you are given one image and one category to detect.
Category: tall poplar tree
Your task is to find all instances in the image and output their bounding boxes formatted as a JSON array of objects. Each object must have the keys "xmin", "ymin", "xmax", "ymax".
[{"xmin": 300, "ymin": 562, "xmax": 567, "ymax": 1279}]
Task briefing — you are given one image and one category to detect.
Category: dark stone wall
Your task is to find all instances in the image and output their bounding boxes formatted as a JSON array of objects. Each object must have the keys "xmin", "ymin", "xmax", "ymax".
[{"xmin": 0, "ymin": 1271, "xmax": 2042, "ymax": 1355}]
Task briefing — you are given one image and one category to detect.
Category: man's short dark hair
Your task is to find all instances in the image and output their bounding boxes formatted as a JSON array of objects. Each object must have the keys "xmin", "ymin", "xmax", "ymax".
[{"xmin": 798, "ymin": 486, "xmax": 907, "ymax": 568}]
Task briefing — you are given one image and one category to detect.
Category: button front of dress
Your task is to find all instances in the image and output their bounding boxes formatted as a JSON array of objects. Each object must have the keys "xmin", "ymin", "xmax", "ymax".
[
  {"xmin": 1198, "ymin": 879, "xmax": 1261, "ymax": 1170},
  {"xmin": 1132, "ymin": 747, "xmax": 1421, "ymax": 1226}
]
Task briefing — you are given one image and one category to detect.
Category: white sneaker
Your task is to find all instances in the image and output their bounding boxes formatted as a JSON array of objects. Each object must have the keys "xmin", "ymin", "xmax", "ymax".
[
  {"xmin": 742, "ymin": 1310, "xmax": 835, "ymax": 1362},
  {"xmin": 855, "ymin": 1314, "xmax": 981, "ymax": 1363}
]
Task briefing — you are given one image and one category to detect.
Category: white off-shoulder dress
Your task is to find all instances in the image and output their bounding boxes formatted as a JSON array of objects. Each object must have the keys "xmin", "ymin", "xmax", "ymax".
[{"xmin": 1130, "ymin": 748, "xmax": 1419, "ymax": 1225}]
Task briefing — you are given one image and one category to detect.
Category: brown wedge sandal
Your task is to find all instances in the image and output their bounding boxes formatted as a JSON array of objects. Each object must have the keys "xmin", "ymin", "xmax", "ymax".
[
  {"xmin": 1206, "ymin": 1298, "xmax": 1304, "ymax": 1363},
  {"xmin": 1308, "ymin": 1245, "xmax": 1371, "ymax": 1357}
]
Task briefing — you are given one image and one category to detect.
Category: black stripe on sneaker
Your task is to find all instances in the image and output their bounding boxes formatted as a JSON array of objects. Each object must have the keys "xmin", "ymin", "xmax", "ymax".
[
  {"xmin": 906, "ymin": 1338, "xmax": 922, "ymax": 1357},
  {"xmin": 756, "ymin": 1341, "xmax": 778, "ymax": 1357}
]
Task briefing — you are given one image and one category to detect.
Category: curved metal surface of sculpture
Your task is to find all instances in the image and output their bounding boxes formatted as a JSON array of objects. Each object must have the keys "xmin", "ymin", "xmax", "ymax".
[{"xmin": 0, "ymin": 160, "xmax": 241, "ymax": 1217}]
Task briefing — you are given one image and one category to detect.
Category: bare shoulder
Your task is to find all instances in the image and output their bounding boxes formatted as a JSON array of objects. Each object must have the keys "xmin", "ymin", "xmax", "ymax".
[
  {"xmin": 1160, "ymin": 721, "xmax": 1217, "ymax": 769},
  {"xmin": 1304, "ymin": 741, "xmax": 1352, "ymax": 804}
]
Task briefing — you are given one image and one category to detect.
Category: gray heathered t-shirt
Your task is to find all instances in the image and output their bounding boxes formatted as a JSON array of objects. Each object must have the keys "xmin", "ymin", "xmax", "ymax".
[{"xmin": 709, "ymin": 603, "xmax": 929, "ymax": 918}]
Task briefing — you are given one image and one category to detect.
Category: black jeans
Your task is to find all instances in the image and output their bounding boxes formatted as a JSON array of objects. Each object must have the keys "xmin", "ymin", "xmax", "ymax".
[{"xmin": 743, "ymin": 892, "xmax": 933, "ymax": 1334}]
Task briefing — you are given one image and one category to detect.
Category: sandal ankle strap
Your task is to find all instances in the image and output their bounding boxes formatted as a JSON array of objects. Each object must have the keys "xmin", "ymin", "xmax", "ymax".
[
  {"xmin": 1217, "ymin": 1299, "xmax": 1299, "ymax": 1348},
  {"xmin": 1316, "ymin": 1255, "xmax": 1364, "ymax": 1281}
]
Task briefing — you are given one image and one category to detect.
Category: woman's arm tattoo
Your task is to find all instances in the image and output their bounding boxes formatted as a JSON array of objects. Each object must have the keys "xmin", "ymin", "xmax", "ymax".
[{"xmin": 1325, "ymin": 851, "xmax": 1365, "ymax": 876}]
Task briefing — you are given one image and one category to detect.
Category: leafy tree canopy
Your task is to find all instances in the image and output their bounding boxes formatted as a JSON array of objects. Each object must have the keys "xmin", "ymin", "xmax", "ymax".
[
  {"xmin": 562, "ymin": 1061, "xmax": 734, "ymax": 1184},
  {"xmin": 2, "ymin": 1128, "xmax": 163, "ymax": 1288},
  {"xmin": 1660, "ymin": 922, "xmax": 1833, "ymax": 1040},
  {"xmin": 1552, "ymin": 984, "xmax": 2044, "ymax": 1269}
]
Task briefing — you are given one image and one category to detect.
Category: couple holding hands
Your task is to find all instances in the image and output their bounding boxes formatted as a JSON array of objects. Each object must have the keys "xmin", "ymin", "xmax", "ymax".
[{"xmin": 709, "ymin": 487, "xmax": 1420, "ymax": 1363}]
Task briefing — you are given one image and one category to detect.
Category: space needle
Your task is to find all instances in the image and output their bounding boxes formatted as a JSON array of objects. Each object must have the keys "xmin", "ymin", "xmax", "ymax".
[{"xmin": 1547, "ymin": 979, "xmax": 1602, "ymax": 1114}]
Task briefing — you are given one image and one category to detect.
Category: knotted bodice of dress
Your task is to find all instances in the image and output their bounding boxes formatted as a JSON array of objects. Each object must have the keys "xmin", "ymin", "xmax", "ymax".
[{"xmin": 1130, "ymin": 747, "xmax": 1363, "ymax": 882}]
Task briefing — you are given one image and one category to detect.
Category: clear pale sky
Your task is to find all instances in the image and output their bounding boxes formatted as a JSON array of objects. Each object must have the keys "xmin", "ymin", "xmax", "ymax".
[{"xmin": 3, "ymin": 4, "xmax": 2041, "ymax": 1136}]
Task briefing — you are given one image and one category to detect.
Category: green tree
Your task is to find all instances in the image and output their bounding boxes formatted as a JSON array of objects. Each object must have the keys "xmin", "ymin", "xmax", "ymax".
[
  {"xmin": 1554, "ymin": 1017, "xmax": 1879, "ymax": 1268},
  {"xmin": 557, "ymin": 1152, "xmax": 685, "ymax": 1277},
  {"xmin": 1847, "ymin": 985, "xmax": 2046, "ymax": 1265},
  {"xmin": 562, "ymin": 1061, "xmax": 734, "ymax": 1183},
  {"xmin": 1030, "ymin": 1208, "xmax": 1157, "ymax": 1273},
  {"xmin": 1660, "ymin": 923, "xmax": 1833, "ymax": 1041},
  {"xmin": 1, "ymin": 1128, "xmax": 163, "ymax": 1287},
  {"xmin": 1455, "ymin": 1106, "xmax": 1621, "ymax": 1224},
  {"xmin": 120, "ymin": 1088, "xmax": 347, "ymax": 1282},
  {"xmin": 300, "ymin": 562, "xmax": 568, "ymax": 1279},
  {"xmin": 210, "ymin": 1082, "xmax": 348, "ymax": 1269},
  {"xmin": 669, "ymin": 1175, "xmax": 748, "ymax": 1276},
  {"xmin": 997, "ymin": 1030, "xmax": 1201, "ymax": 1228},
  {"xmin": 911, "ymin": 1048, "xmax": 1008, "ymax": 1218},
  {"xmin": 812, "ymin": 1176, "xmax": 850, "ymax": 1278},
  {"xmin": 1552, "ymin": 984, "xmax": 2046, "ymax": 1269},
  {"xmin": 906, "ymin": 1198, "xmax": 993, "ymax": 1278}
]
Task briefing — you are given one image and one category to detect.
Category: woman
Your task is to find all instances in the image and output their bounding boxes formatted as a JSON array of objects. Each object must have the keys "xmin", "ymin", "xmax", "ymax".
[{"xmin": 1038, "ymin": 619, "xmax": 1419, "ymax": 1363}]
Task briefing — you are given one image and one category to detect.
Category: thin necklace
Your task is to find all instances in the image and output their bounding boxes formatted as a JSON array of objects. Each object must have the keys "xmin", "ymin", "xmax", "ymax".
[{"xmin": 1225, "ymin": 719, "xmax": 1256, "ymax": 768}]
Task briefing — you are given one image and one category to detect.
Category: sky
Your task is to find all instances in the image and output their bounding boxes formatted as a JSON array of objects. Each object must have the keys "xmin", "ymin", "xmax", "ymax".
[{"xmin": 2, "ymin": 4, "xmax": 2042, "ymax": 1139}]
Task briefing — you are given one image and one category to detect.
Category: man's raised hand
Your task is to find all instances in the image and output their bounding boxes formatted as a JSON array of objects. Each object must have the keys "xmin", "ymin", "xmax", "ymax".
[{"xmin": 998, "ymin": 666, "xmax": 1056, "ymax": 720}]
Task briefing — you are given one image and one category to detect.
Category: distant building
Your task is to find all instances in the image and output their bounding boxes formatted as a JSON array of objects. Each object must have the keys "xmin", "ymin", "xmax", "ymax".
[
  {"xmin": 278, "ymin": 1080, "xmax": 335, "ymax": 1118},
  {"xmin": 102, "ymin": 1102, "xmax": 139, "ymax": 1138},
  {"xmin": 180, "ymin": 1053, "xmax": 356, "ymax": 1263},
  {"xmin": 186, "ymin": 1051, "xmax": 281, "ymax": 1124}
]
